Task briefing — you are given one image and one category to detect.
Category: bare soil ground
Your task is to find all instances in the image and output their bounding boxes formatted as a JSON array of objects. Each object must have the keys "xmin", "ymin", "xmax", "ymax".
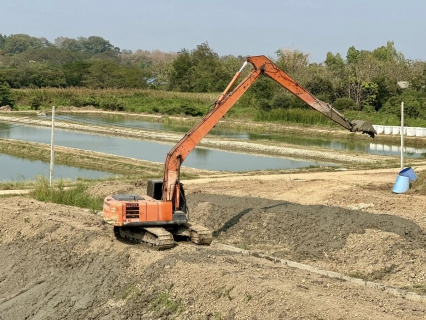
[
  {"xmin": 2, "ymin": 165, "xmax": 426, "ymax": 319},
  {"xmin": 2, "ymin": 111, "xmax": 426, "ymax": 319}
]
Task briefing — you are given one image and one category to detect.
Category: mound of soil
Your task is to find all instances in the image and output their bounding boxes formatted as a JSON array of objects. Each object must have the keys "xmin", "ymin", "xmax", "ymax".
[{"xmin": 1, "ymin": 167, "xmax": 426, "ymax": 319}]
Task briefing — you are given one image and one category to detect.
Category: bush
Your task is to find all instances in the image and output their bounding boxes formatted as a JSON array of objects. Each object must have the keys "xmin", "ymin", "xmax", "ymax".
[
  {"xmin": 30, "ymin": 96, "xmax": 42, "ymax": 110},
  {"xmin": 181, "ymin": 105, "xmax": 203, "ymax": 116},
  {"xmin": 99, "ymin": 96, "xmax": 125, "ymax": 111},
  {"xmin": 332, "ymin": 97, "xmax": 357, "ymax": 111},
  {"xmin": 0, "ymin": 75, "xmax": 15, "ymax": 107},
  {"xmin": 30, "ymin": 176, "xmax": 103, "ymax": 212}
]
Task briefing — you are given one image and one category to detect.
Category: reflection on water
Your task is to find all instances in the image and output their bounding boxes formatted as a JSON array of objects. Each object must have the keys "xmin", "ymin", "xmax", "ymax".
[
  {"xmin": 0, "ymin": 154, "xmax": 113, "ymax": 181},
  {"xmin": 41, "ymin": 114, "xmax": 426, "ymax": 158}
]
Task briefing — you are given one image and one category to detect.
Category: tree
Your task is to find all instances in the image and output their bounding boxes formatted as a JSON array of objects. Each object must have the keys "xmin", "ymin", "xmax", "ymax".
[
  {"xmin": 381, "ymin": 90, "xmax": 423, "ymax": 119},
  {"xmin": 190, "ymin": 43, "xmax": 228, "ymax": 92},
  {"xmin": 2, "ymin": 34, "xmax": 44, "ymax": 54},
  {"xmin": 409, "ymin": 61, "xmax": 426, "ymax": 92},
  {"xmin": 325, "ymin": 52, "xmax": 345, "ymax": 77},
  {"xmin": 82, "ymin": 60, "xmax": 146, "ymax": 89},
  {"xmin": 332, "ymin": 97, "xmax": 356, "ymax": 111},
  {"xmin": 54, "ymin": 37, "xmax": 84, "ymax": 52},
  {"xmin": 62, "ymin": 61, "xmax": 92, "ymax": 86},
  {"xmin": 81, "ymin": 36, "xmax": 117, "ymax": 54},
  {"xmin": 19, "ymin": 47, "xmax": 76, "ymax": 65},
  {"xmin": 0, "ymin": 73, "xmax": 14, "ymax": 106},
  {"xmin": 168, "ymin": 49, "xmax": 193, "ymax": 91},
  {"xmin": 346, "ymin": 46, "xmax": 361, "ymax": 64},
  {"xmin": 371, "ymin": 75, "xmax": 399, "ymax": 111},
  {"xmin": 275, "ymin": 48, "xmax": 310, "ymax": 75},
  {"xmin": 168, "ymin": 43, "xmax": 228, "ymax": 92},
  {"xmin": 372, "ymin": 41, "xmax": 404, "ymax": 63},
  {"xmin": 305, "ymin": 76, "xmax": 334, "ymax": 102},
  {"xmin": 0, "ymin": 34, "xmax": 6, "ymax": 50}
]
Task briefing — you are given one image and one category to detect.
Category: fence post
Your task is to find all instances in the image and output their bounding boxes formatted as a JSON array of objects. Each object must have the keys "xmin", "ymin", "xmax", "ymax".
[{"xmin": 50, "ymin": 106, "xmax": 55, "ymax": 188}]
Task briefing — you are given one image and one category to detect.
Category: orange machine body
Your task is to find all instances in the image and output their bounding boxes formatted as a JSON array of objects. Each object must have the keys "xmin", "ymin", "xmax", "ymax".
[{"xmin": 103, "ymin": 194, "xmax": 173, "ymax": 227}]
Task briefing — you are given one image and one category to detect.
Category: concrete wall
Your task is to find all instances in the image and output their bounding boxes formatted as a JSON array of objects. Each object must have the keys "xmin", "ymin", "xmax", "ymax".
[{"xmin": 373, "ymin": 125, "xmax": 426, "ymax": 137}]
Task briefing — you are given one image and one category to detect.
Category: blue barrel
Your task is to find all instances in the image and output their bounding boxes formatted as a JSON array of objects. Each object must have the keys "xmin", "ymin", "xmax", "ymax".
[
  {"xmin": 399, "ymin": 167, "xmax": 417, "ymax": 181},
  {"xmin": 392, "ymin": 175, "xmax": 410, "ymax": 194}
]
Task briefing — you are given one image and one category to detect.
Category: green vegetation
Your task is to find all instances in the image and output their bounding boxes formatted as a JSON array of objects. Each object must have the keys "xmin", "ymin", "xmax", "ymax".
[
  {"xmin": 30, "ymin": 176, "xmax": 103, "ymax": 212},
  {"xmin": 411, "ymin": 170, "xmax": 426, "ymax": 195},
  {"xmin": 1, "ymin": 34, "xmax": 426, "ymax": 127},
  {"xmin": 213, "ymin": 286, "xmax": 234, "ymax": 300},
  {"xmin": 116, "ymin": 282, "xmax": 142, "ymax": 300},
  {"xmin": 12, "ymin": 87, "xmax": 215, "ymax": 115},
  {"xmin": 402, "ymin": 284, "xmax": 426, "ymax": 295},
  {"xmin": 0, "ymin": 174, "xmax": 32, "ymax": 190},
  {"xmin": 347, "ymin": 265, "xmax": 397, "ymax": 281},
  {"xmin": 149, "ymin": 291, "xmax": 185, "ymax": 316}
]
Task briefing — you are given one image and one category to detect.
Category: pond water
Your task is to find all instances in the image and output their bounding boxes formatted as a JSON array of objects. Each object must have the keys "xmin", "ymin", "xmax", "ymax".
[
  {"xmin": 0, "ymin": 117, "xmax": 336, "ymax": 181},
  {"xmin": 1, "ymin": 114, "xmax": 424, "ymax": 181},
  {"xmin": 42, "ymin": 114, "xmax": 426, "ymax": 158},
  {"xmin": 0, "ymin": 153, "xmax": 113, "ymax": 182}
]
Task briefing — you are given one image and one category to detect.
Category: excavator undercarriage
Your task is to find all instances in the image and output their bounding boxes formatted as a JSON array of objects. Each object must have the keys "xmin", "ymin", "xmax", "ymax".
[{"xmin": 113, "ymin": 223, "xmax": 212, "ymax": 250}]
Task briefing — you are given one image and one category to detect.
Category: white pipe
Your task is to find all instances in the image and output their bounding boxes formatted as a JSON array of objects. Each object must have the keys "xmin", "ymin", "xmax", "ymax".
[{"xmin": 238, "ymin": 61, "xmax": 248, "ymax": 73}]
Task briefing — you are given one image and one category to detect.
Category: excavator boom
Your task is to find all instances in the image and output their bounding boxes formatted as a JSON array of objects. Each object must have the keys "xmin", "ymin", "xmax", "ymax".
[{"xmin": 162, "ymin": 55, "xmax": 376, "ymax": 207}]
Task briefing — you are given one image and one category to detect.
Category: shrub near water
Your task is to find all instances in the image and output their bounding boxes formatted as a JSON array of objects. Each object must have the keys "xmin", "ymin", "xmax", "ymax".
[
  {"xmin": 255, "ymin": 108, "xmax": 338, "ymax": 126},
  {"xmin": 12, "ymin": 87, "xmax": 215, "ymax": 115},
  {"xmin": 30, "ymin": 176, "xmax": 103, "ymax": 212}
]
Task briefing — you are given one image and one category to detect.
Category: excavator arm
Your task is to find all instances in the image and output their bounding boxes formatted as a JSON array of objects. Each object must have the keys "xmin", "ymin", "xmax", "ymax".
[
  {"xmin": 162, "ymin": 55, "xmax": 376, "ymax": 207},
  {"xmin": 248, "ymin": 56, "xmax": 354, "ymax": 130}
]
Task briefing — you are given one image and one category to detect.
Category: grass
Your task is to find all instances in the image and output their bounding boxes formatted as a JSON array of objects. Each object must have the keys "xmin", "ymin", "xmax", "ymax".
[
  {"xmin": 12, "ymin": 87, "xmax": 426, "ymax": 127},
  {"xmin": 116, "ymin": 282, "xmax": 142, "ymax": 300},
  {"xmin": 149, "ymin": 291, "xmax": 185, "ymax": 316},
  {"xmin": 30, "ymin": 176, "xmax": 103, "ymax": 212},
  {"xmin": 12, "ymin": 87, "xmax": 217, "ymax": 115},
  {"xmin": 411, "ymin": 170, "xmax": 426, "ymax": 195},
  {"xmin": 402, "ymin": 284, "xmax": 426, "ymax": 295},
  {"xmin": 213, "ymin": 286, "xmax": 234, "ymax": 300},
  {"xmin": 0, "ymin": 175, "xmax": 34, "ymax": 190},
  {"xmin": 347, "ymin": 265, "xmax": 397, "ymax": 282}
]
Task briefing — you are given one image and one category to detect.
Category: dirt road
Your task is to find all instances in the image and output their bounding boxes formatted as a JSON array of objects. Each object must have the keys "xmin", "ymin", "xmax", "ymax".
[{"xmin": 1, "ymin": 164, "xmax": 426, "ymax": 319}]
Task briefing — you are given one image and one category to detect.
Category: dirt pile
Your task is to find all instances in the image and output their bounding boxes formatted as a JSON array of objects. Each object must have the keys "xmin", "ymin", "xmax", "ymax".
[{"xmin": 1, "ymin": 167, "xmax": 426, "ymax": 319}]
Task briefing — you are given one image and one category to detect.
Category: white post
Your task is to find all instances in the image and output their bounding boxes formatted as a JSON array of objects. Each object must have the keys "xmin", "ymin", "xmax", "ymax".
[
  {"xmin": 400, "ymin": 101, "xmax": 404, "ymax": 170},
  {"xmin": 50, "ymin": 106, "xmax": 55, "ymax": 188}
]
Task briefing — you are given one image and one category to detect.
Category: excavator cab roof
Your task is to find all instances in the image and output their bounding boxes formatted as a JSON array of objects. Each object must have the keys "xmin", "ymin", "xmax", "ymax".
[{"xmin": 111, "ymin": 194, "xmax": 145, "ymax": 201}]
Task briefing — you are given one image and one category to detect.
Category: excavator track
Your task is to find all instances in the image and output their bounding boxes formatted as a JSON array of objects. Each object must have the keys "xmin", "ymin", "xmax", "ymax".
[
  {"xmin": 185, "ymin": 223, "xmax": 213, "ymax": 245},
  {"xmin": 114, "ymin": 226, "xmax": 175, "ymax": 250},
  {"xmin": 114, "ymin": 223, "xmax": 212, "ymax": 249}
]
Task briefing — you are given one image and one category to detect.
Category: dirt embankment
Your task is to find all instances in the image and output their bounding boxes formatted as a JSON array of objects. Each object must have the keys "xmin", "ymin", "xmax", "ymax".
[
  {"xmin": 1, "ymin": 111, "xmax": 426, "ymax": 319},
  {"xmin": 2, "ymin": 167, "xmax": 426, "ymax": 319}
]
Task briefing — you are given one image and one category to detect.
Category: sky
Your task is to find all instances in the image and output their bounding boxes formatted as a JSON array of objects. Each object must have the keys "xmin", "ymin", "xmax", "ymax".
[{"xmin": 1, "ymin": 0, "xmax": 425, "ymax": 63}]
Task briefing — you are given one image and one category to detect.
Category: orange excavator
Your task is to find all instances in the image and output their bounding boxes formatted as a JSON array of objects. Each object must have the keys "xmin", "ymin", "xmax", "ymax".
[{"xmin": 103, "ymin": 55, "xmax": 376, "ymax": 249}]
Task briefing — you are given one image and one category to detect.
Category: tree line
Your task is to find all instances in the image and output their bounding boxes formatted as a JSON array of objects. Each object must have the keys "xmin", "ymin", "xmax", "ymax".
[{"xmin": 0, "ymin": 33, "xmax": 425, "ymax": 121}]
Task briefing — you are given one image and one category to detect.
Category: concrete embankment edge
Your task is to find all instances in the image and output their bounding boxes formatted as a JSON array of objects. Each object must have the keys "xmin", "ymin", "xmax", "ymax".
[{"xmin": 215, "ymin": 243, "xmax": 426, "ymax": 304}]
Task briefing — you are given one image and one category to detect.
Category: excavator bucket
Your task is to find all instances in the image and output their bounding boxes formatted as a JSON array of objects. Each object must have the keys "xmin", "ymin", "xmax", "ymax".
[{"xmin": 350, "ymin": 120, "xmax": 377, "ymax": 138}]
